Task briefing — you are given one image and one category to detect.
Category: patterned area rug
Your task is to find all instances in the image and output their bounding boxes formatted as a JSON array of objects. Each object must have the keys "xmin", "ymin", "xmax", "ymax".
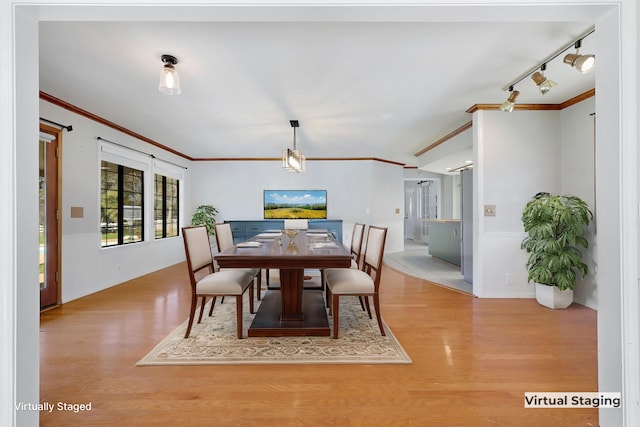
[{"xmin": 137, "ymin": 297, "xmax": 411, "ymax": 366}]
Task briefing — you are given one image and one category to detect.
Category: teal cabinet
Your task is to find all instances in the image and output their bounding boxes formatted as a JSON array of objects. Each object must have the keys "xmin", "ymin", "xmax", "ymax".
[{"xmin": 428, "ymin": 220, "xmax": 461, "ymax": 266}]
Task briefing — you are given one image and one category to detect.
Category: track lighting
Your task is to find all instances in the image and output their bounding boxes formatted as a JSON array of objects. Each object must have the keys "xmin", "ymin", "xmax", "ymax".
[
  {"xmin": 158, "ymin": 54, "xmax": 182, "ymax": 95},
  {"xmin": 531, "ymin": 64, "xmax": 557, "ymax": 95},
  {"xmin": 563, "ymin": 40, "xmax": 595, "ymax": 73},
  {"xmin": 500, "ymin": 87, "xmax": 520, "ymax": 112},
  {"xmin": 501, "ymin": 26, "xmax": 594, "ymax": 103}
]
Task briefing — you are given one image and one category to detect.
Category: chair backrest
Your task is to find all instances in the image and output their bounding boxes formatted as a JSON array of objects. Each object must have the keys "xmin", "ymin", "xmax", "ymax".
[
  {"xmin": 284, "ymin": 219, "xmax": 308, "ymax": 230},
  {"xmin": 182, "ymin": 226, "xmax": 214, "ymax": 287},
  {"xmin": 214, "ymin": 223, "xmax": 235, "ymax": 252},
  {"xmin": 350, "ymin": 223, "xmax": 365, "ymax": 264},
  {"xmin": 362, "ymin": 226, "xmax": 388, "ymax": 288}
]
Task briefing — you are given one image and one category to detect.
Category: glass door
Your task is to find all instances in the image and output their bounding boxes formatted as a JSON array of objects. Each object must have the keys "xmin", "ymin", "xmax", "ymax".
[{"xmin": 39, "ymin": 127, "xmax": 60, "ymax": 309}]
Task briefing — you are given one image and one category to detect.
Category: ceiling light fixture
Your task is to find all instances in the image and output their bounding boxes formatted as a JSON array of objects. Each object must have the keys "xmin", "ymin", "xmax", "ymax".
[
  {"xmin": 283, "ymin": 120, "xmax": 306, "ymax": 173},
  {"xmin": 158, "ymin": 54, "xmax": 182, "ymax": 95},
  {"xmin": 500, "ymin": 86, "xmax": 520, "ymax": 112},
  {"xmin": 501, "ymin": 26, "xmax": 594, "ymax": 95},
  {"xmin": 531, "ymin": 63, "xmax": 557, "ymax": 95},
  {"xmin": 563, "ymin": 39, "xmax": 596, "ymax": 73}
]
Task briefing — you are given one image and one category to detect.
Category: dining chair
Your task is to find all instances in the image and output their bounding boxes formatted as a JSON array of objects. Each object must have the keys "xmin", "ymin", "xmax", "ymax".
[
  {"xmin": 283, "ymin": 219, "xmax": 308, "ymax": 230},
  {"xmin": 214, "ymin": 223, "xmax": 264, "ymax": 300},
  {"xmin": 321, "ymin": 222, "xmax": 365, "ymax": 293},
  {"xmin": 325, "ymin": 225, "xmax": 388, "ymax": 339},
  {"xmin": 182, "ymin": 226, "xmax": 255, "ymax": 339}
]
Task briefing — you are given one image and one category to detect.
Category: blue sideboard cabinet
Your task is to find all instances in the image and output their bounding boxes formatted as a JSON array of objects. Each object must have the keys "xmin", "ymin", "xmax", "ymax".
[{"xmin": 225, "ymin": 219, "xmax": 343, "ymax": 244}]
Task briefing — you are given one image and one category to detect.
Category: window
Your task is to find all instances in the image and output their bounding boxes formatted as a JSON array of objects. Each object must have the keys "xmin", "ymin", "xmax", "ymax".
[
  {"xmin": 99, "ymin": 139, "xmax": 184, "ymax": 248},
  {"xmin": 101, "ymin": 160, "xmax": 144, "ymax": 247},
  {"xmin": 154, "ymin": 174, "xmax": 179, "ymax": 238}
]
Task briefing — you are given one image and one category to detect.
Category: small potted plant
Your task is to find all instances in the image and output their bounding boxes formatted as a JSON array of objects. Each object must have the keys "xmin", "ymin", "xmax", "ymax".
[
  {"xmin": 521, "ymin": 192, "xmax": 593, "ymax": 309},
  {"xmin": 191, "ymin": 204, "xmax": 219, "ymax": 235}
]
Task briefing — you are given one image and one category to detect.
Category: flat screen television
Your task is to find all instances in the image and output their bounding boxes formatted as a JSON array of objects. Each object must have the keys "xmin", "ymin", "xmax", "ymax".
[{"xmin": 263, "ymin": 190, "xmax": 327, "ymax": 219}]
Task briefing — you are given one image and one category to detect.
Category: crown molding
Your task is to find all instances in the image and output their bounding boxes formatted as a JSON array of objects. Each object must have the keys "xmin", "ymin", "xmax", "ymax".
[
  {"xmin": 40, "ymin": 92, "xmax": 407, "ymax": 167},
  {"xmin": 415, "ymin": 88, "xmax": 595, "ymax": 157},
  {"xmin": 414, "ymin": 121, "xmax": 472, "ymax": 157},
  {"xmin": 40, "ymin": 92, "xmax": 194, "ymax": 161}
]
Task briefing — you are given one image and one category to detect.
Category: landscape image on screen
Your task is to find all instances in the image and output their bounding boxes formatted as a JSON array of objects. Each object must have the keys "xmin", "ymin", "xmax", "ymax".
[{"xmin": 264, "ymin": 190, "xmax": 327, "ymax": 219}]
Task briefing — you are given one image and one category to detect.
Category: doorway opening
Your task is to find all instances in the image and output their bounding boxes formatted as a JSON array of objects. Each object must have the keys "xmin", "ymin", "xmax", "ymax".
[
  {"xmin": 403, "ymin": 178, "xmax": 440, "ymax": 245},
  {"xmin": 39, "ymin": 124, "xmax": 61, "ymax": 310}
]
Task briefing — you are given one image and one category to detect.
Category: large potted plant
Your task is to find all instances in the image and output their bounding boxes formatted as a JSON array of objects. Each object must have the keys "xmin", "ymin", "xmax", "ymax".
[
  {"xmin": 190, "ymin": 204, "xmax": 219, "ymax": 236},
  {"xmin": 521, "ymin": 192, "xmax": 593, "ymax": 309}
]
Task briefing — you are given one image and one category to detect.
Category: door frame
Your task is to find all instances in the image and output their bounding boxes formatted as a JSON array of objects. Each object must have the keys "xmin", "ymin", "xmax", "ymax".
[{"xmin": 39, "ymin": 123, "xmax": 62, "ymax": 310}]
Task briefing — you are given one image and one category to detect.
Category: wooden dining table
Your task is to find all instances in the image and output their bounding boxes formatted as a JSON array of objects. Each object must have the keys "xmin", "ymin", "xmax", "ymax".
[{"xmin": 214, "ymin": 229, "xmax": 352, "ymax": 337}]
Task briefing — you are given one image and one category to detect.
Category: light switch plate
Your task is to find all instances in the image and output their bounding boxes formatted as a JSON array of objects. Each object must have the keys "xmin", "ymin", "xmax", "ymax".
[
  {"xmin": 70, "ymin": 206, "xmax": 84, "ymax": 218},
  {"xmin": 484, "ymin": 205, "xmax": 496, "ymax": 216}
]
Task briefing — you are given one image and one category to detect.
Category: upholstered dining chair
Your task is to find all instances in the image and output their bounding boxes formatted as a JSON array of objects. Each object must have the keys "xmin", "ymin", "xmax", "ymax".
[
  {"xmin": 322, "ymin": 222, "xmax": 366, "ymax": 293},
  {"xmin": 283, "ymin": 219, "xmax": 308, "ymax": 230},
  {"xmin": 214, "ymin": 223, "xmax": 263, "ymax": 300},
  {"xmin": 182, "ymin": 226, "xmax": 255, "ymax": 339},
  {"xmin": 325, "ymin": 225, "xmax": 388, "ymax": 339}
]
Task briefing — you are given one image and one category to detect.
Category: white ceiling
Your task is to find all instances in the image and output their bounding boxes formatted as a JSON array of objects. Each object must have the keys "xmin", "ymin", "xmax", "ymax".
[{"xmin": 38, "ymin": 4, "xmax": 598, "ymax": 172}]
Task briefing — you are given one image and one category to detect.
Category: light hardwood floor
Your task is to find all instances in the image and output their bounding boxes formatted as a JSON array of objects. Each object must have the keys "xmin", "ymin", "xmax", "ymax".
[{"xmin": 40, "ymin": 261, "xmax": 598, "ymax": 426}]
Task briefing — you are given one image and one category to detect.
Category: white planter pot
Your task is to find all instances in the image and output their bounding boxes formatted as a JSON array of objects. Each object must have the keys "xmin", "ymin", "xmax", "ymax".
[{"xmin": 535, "ymin": 283, "xmax": 573, "ymax": 309}]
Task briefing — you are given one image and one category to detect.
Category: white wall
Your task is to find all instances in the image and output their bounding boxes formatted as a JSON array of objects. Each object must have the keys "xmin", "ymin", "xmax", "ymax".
[
  {"xmin": 560, "ymin": 97, "xmax": 597, "ymax": 308},
  {"xmin": 473, "ymin": 109, "xmax": 561, "ymax": 298},
  {"xmin": 40, "ymin": 101, "xmax": 190, "ymax": 303},
  {"xmin": 189, "ymin": 159, "xmax": 405, "ymax": 253}
]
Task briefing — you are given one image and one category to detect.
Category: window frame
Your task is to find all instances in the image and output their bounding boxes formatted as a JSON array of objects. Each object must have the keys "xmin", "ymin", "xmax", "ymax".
[
  {"xmin": 154, "ymin": 173, "xmax": 180, "ymax": 239},
  {"xmin": 100, "ymin": 160, "xmax": 145, "ymax": 247},
  {"xmin": 99, "ymin": 140, "xmax": 187, "ymax": 249}
]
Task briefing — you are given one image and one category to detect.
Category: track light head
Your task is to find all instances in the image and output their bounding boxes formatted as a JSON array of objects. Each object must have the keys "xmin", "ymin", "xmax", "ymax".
[
  {"xmin": 563, "ymin": 53, "xmax": 595, "ymax": 73},
  {"xmin": 500, "ymin": 88, "xmax": 520, "ymax": 113},
  {"xmin": 531, "ymin": 65, "xmax": 557, "ymax": 95},
  {"xmin": 563, "ymin": 39, "xmax": 596, "ymax": 73}
]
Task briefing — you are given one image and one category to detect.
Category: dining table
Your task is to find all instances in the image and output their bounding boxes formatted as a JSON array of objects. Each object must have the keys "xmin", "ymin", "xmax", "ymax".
[{"xmin": 214, "ymin": 229, "xmax": 353, "ymax": 337}]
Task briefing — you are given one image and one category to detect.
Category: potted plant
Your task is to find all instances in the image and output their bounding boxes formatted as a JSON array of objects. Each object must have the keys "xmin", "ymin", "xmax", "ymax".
[
  {"xmin": 521, "ymin": 192, "xmax": 593, "ymax": 309},
  {"xmin": 191, "ymin": 204, "xmax": 219, "ymax": 235}
]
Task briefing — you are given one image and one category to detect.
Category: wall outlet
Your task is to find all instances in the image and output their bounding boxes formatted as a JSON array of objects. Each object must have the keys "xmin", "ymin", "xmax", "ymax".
[
  {"xmin": 484, "ymin": 205, "xmax": 496, "ymax": 216},
  {"xmin": 505, "ymin": 273, "xmax": 512, "ymax": 285}
]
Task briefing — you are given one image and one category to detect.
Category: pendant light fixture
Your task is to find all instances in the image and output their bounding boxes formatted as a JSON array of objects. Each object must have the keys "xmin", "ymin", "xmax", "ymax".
[
  {"xmin": 531, "ymin": 63, "xmax": 557, "ymax": 95},
  {"xmin": 499, "ymin": 87, "xmax": 520, "ymax": 112},
  {"xmin": 158, "ymin": 54, "xmax": 182, "ymax": 95},
  {"xmin": 282, "ymin": 120, "xmax": 306, "ymax": 173},
  {"xmin": 563, "ymin": 39, "xmax": 595, "ymax": 73}
]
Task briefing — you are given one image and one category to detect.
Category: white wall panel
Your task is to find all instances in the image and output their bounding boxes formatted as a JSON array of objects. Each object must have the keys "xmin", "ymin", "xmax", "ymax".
[{"xmin": 474, "ymin": 109, "xmax": 561, "ymax": 297}]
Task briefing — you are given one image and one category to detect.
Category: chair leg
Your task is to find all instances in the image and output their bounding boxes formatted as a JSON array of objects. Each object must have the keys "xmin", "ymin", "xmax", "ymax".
[
  {"xmin": 326, "ymin": 287, "xmax": 332, "ymax": 312},
  {"xmin": 372, "ymin": 293, "xmax": 385, "ymax": 336},
  {"xmin": 363, "ymin": 296, "xmax": 373, "ymax": 319},
  {"xmin": 320, "ymin": 270, "xmax": 326, "ymax": 292},
  {"xmin": 197, "ymin": 296, "xmax": 208, "ymax": 323},
  {"xmin": 236, "ymin": 295, "xmax": 244, "ymax": 339},
  {"xmin": 184, "ymin": 296, "xmax": 198, "ymax": 339},
  {"xmin": 358, "ymin": 296, "xmax": 366, "ymax": 311},
  {"xmin": 208, "ymin": 296, "xmax": 217, "ymax": 316},
  {"xmin": 332, "ymin": 294, "xmax": 340, "ymax": 339},
  {"xmin": 256, "ymin": 271, "xmax": 262, "ymax": 301},
  {"xmin": 249, "ymin": 283, "xmax": 255, "ymax": 314}
]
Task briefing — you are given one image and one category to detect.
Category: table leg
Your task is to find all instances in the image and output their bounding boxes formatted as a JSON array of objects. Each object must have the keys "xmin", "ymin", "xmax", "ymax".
[{"xmin": 279, "ymin": 269, "xmax": 304, "ymax": 321}]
